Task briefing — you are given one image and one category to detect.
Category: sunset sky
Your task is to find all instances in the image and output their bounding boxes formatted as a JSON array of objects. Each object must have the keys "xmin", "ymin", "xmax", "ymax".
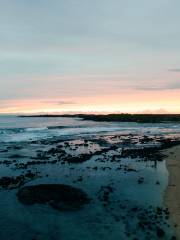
[{"xmin": 0, "ymin": 0, "xmax": 180, "ymax": 113}]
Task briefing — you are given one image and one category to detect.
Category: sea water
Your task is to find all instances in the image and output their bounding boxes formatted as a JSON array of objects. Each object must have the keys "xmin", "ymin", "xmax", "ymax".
[{"xmin": 0, "ymin": 115, "xmax": 180, "ymax": 240}]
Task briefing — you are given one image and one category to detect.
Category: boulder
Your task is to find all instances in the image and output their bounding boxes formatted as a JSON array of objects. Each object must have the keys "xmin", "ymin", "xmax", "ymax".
[{"xmin": 17, "ymin": 184, "xmax": 90, "ymax": 211}]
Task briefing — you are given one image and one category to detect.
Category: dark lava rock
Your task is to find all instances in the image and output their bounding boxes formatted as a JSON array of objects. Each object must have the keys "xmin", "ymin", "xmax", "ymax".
[
  {"xmin": 0, "ymin": 149, "xmax": 8, "ymax": 153},
  {"xmin": 17, "ymin": 184, "xmax": 90, "ymax": 211},
  {"xmin": 0, "ymin": 176, "xmax": 24, "ymax": 189},
  {"xmin": 97, "ymin": 185, "xmax": 114, "ymax": 204},
  {"xmin": 64, "ymin": 153, "xmax": 92, "ymax": 163},
  {"xmin": 121, "ymin": 147, "xmax": 161, "ymax": 161},
  {"xmin": 0, "ymin": 171, "xmax": 38, "ymax": 189},
  {"xmin": 9, "ymin": 154, "xmax": 25, "ymax": 158},
  {"xmin": 156, "ymin": 226, "xmax": 165, "ymax": 238},
  {"xmin": 138, "ymin": 177, "xmax": 144, "ymax": 184}
]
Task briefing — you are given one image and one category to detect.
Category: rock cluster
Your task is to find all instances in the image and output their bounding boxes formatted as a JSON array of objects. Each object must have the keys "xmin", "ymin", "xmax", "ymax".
[{"xmin": 17, "ymin": 184, "xmax": 90, "ymax": 211}]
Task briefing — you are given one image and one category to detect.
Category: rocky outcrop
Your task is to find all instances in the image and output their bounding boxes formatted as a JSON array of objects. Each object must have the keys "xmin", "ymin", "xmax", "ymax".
[{"xmin": 17, "ymin": 184, "xmax": 90, "ymax": 211}]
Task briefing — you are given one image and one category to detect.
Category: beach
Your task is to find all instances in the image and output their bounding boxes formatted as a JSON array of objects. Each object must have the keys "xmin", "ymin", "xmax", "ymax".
[{"xmin": 165, "ymin": 145, "xmax": 180, "ymax": 239}]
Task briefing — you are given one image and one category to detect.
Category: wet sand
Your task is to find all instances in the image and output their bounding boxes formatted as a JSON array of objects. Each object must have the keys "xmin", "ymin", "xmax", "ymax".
[{"xmin": 165, "ymin": 145, "xmax": 180, "ymax": 239}]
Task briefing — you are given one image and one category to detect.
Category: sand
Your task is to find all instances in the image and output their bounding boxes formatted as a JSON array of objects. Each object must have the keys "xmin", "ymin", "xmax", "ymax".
[{"xmin": 164, "ymin": 145, "xmax": 180, "ymax": 239}]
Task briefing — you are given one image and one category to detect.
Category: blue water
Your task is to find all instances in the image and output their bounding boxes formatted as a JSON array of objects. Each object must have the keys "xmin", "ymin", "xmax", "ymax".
[
  {"xmin": 0, "ymin": 115, "xmax": 180, "ymax": 143},
  {"xmin": 0, "ymin": 115, "xmax": 180, "ymax": 239}
]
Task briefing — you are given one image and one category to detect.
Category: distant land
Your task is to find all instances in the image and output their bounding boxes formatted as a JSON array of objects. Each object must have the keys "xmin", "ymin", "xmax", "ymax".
[{"xmin": 19, "ymin": 114, "xmax": 180, "ymax": 123}]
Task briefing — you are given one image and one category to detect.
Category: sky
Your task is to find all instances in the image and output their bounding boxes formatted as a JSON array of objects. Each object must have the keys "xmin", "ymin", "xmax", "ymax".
[{"xmin": 0, "ymin": 0, "xmax": 180, "ymax": 113}]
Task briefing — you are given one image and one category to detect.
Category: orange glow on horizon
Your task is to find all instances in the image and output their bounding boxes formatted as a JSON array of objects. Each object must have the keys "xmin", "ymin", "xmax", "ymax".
[{"xmin": 0, "ymin": 89, "xmax": 180, "ymax": 114}]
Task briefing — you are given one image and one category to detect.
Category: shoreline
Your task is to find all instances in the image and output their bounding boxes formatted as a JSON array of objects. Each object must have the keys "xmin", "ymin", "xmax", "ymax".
[
  {"xmin": 18, "ymin": 113, "xmax": 180, "ymax": 124},
  {"xmin": 164, "ymin": 145, "xmax": 180, "ymax": 239}
]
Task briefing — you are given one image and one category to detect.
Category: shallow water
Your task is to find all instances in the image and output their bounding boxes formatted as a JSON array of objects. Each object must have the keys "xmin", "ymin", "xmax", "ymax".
[{"xmin": 0, "ymin": 115, "xmax": 180, "ymax": 239}]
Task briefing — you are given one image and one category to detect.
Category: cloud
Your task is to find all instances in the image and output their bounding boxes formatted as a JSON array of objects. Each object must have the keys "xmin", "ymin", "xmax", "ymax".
[
  {"xmin": 168, "ymin": 68, "xmax": 180, "ymax": 72},
  {"xmin": 136, "ymin": 86, "xmax": 163, "ymax": 91},
  {"xmin": 136, "ymin": 108, "xmax": 169, "ymax": 114},
  {"xmin": 136, "ymin": 82, "xmax": 180, "ymax": 91},
  {"xmin": 42, "ymin": 100, "xmax": 77, "ymax": 105}
]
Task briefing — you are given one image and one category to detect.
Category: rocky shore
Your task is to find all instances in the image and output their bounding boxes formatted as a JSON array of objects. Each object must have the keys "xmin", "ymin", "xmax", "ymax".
[
  {"xmin": 19, "ymin": 113, "xmax": 180, "ymax": 123},
  {"xmin": 0, "ymin": 132, "xmax": 179, "ymax": 239}
]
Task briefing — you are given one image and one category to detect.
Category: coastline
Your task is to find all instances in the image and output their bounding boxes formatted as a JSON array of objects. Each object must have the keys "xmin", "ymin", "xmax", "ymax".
[
  {"xmin": 0, "ymin": 115, "xmax": 180, "ymax": 238},
  {"xmin": 164, "ymin": 145, "xmax": 180, "ymax": 239},
  {"xmin": 18, "ymin": 113, "xmax": 180, "ymax": 124}
]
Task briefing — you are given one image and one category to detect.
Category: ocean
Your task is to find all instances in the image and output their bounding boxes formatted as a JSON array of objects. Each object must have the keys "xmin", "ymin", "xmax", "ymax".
[
  {"xmin": 0, "ymin": 115, "xmax": 179, "ymax": 239},
  {"xmin": 0, "ymin": 115, "xmax": 180, "ymax": 143}
]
